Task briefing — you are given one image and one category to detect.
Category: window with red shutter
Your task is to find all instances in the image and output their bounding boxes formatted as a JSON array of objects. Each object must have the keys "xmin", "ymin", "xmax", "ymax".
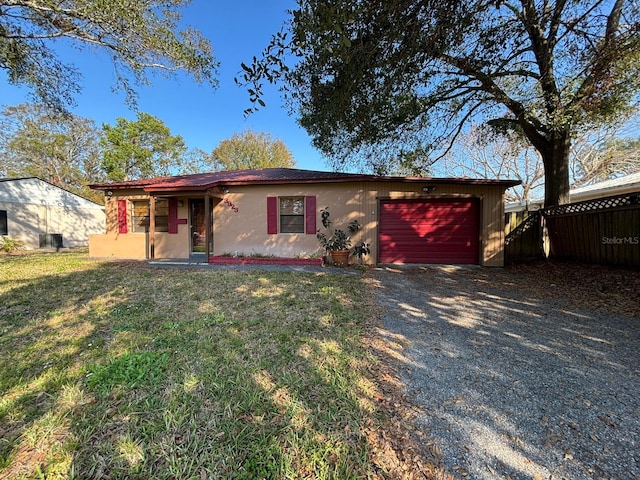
[{"xmin": 268, "ymin": 195, "xmax": 317, "ymax": 235}]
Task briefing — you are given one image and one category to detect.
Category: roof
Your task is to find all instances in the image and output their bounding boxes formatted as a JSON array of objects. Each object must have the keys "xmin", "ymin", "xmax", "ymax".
[
  {"xmin": 0, "ymin": 176, "xmax": 38, "ymax": 183},
  {"xmin": 505, "ymin": 171, "xmax": 640, "ymax": 212},
  {"xmin": 570, "ymin": 171, "xmax": 640, "ymax": 199},
  {"xmin": 90, "ymin": 168, "xmax": 521, "ymax": 192},
  {"xmin": 0, "ymin": 177, "xmax": 104, "ymax": 209}
]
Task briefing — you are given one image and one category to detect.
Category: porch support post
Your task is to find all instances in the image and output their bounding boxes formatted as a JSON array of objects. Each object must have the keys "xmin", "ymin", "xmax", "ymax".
[
  {"xmin": 205, "ymin": 193, "xmax": 211, "ymax": 260},
  {"xmin": 149, "ymin": 196, "xmax": 156, "ymax": 259}
]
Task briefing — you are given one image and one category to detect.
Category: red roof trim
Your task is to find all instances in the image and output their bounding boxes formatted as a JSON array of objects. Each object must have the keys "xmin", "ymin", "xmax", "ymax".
[{"xmin": 90, "ymin": 168, "xmax": 520, "ymax": 192}]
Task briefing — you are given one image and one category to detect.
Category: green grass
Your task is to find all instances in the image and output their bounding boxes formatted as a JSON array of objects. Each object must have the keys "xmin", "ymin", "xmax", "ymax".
[{"xmin": 0, "ymin": 251, "xmax": 387, "ymax": 479}]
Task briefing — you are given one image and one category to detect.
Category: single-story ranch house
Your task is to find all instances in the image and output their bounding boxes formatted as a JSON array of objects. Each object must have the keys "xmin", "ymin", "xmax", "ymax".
[{"xmin": 89, "ymin": 168, "xmax": 519, "ymax": 266}]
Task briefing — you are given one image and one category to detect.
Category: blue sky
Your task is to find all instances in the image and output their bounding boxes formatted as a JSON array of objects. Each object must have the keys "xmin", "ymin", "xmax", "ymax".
[{"xmin": 0, "ymin": 0, "xmax": 330, "ymax": 172}]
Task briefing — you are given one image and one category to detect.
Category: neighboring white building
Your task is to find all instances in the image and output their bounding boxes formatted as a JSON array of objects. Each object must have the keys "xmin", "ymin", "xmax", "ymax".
[
  {"xmin": 569, "ymin": 171, "xmax": 640, "ymax": 201},
  {"xmin": 0, "ymin": 177, "xmax": 105, "ymax": 249},
  {"xmin": 505, "ymin": 172, "xmax": 640, "ymax": 213}
]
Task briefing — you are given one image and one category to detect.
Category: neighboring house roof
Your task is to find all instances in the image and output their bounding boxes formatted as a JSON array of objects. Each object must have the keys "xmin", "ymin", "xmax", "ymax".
[
  {"xmin": 505, "ymin": 171, "xmax": 640, "ymax": 212},
  {"xmin": 0, "ymin": 177, "xmax": 104, "ymax": 209},
  {"xmin": 90, "ymin": 168, "xmax": 521, "ymax": 192},
  {"xmin": 570, "ymin": 171, "xmax": 640, "ymax": 201}
]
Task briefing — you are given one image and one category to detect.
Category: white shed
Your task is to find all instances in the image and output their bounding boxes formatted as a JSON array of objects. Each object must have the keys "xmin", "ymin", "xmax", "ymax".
[{"xmin": 0, "ymin": 177, "xmax": 105, "ymax": 249}]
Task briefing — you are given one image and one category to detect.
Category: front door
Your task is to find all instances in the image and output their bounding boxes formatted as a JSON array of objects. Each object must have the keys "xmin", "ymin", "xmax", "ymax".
[{"xmin": 190, "ymin": 199, "xmax": 212, "ymax": 253}]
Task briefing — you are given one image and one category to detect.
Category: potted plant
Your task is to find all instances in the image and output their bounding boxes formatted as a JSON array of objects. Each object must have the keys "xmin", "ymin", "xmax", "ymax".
[
  {"xmin": 316, "ymin": 208, "xmax": 363, "ymax": 266},
  {"xmin": 352, "ymin": 240, "xmax": 371, "ymax": 265}
]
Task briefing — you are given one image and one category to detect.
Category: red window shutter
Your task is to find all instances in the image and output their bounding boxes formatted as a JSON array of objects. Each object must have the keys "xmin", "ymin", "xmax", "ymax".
[
  {"xmin": 168, "ymin": 198, "xmax": 178, "ymax": 234},
  {"xmin": 267, "ymin": 197, "xmax": 278, "ymax": 234},
  {"xmin": 305, "ymin": 196, "xmax": 316, "ymax": 234},
  {"xmin": 117, "ymin": 199, "xmax": 128, "ymax": 234}
]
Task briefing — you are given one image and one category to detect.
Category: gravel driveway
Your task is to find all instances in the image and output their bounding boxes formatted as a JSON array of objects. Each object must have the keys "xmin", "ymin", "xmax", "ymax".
[{"xmin": 370, "ymin": 264, "xmax": 639, "ymax": 480}]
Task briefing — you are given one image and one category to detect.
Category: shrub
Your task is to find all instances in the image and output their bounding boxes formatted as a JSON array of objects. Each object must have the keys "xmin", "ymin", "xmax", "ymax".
[{"xmin": 0, "ymin": 237, "xmax": 24, "ymax": 252}]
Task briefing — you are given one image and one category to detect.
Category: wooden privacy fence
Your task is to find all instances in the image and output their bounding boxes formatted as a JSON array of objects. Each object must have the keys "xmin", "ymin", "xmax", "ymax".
[
  {"xmin": 504, "ymin": 211, "xmax": 546, "ymax": 263},
  {"xmin": 505, "ymin": 192, "xmax": 640, "ymax": 267},
  {"xmin": 543, "ymin": 193, "xmax": 640, "ymax": 267},
  {"xmin": 505, "ymin": 210, "xmax": 533, "ymax": 236}
]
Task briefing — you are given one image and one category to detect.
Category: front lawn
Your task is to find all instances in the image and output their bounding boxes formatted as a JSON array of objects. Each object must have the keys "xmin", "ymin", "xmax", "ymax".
[{"xmin": 0, "ymin": 251, "xmax": 435, "ymax": 479}]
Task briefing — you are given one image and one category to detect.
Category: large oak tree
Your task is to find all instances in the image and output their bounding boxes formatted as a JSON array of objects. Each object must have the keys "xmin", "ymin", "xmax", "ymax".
[
  {"xmin": 242, "ymin": 0, "xmax": 640, "ymax": 206},
  {"xmin": 0, "ymin": 0, "xmax": 218, "ymax": 109}
]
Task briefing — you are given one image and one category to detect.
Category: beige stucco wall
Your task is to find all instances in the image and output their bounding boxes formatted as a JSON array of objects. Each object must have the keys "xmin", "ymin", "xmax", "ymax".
[
  {"xmin": 213, "ymin": 185, "xmax": 345, "ymax": 258},
  {"xmin": 1, "ymin": 200, "xmax": 105, "ymax": 250},
  {"xmin": 89, "ymin": 232, "xmax": 147, "ymax": 259},
  {"xmin": 89, "ymin": 231, "xmax": 190, "ymax": 260},
  {"xmin": 92, "ymin": 193, "xmax": 191, "ymax": 259},
  {"xmin": 214, "ymin": 181, "xmax": 507, "ymax": 266}
]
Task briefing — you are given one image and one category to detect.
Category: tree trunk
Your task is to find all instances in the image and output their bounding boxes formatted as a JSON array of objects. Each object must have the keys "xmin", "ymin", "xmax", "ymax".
[{"xmin": 540, "ymin": 128, "xmax": 571, "ymax": 208}]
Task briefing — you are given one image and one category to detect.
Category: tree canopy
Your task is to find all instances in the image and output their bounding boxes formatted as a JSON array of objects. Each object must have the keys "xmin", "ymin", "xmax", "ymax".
[
  {"xmin": 570, "ymin": 124, "xmax": 640, "ymax": 186},
  {"xmin": 241, "ymin": 0, "xmax": 640, "ymax": 206},
  {"xmin": 438, "ymin": 121, "xmax": 640, "ymax": 202},
  {"xmin": 0, "ymin": 103, "xmax": 104, "ymax": 202},
  {"xmin": 100, "ymin": 113, "xmax": 187, "ymax": 181},
  {"xmin": 0, "ymin": 0, "xmax": 218, "ymax": 109},
  {"xmin": 211, "ymin": 129, "xmax": 295, "ymax": 170},
  {"xmin": 437, "ymin": 126, "xmax": 545, "ymax": 203}
]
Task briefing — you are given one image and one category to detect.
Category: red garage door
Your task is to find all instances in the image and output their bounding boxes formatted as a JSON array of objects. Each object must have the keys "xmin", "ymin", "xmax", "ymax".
[{"xmin": 379, "ymin": 198, "xmax": 480, "ymax": 264}]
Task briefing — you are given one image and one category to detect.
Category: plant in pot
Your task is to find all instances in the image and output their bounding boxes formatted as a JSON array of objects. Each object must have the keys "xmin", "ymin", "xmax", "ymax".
[
  {"xmin": 316, "ymin": 208, "xmax": 362, "ymax": 266},
  {"xmin": 352, "ymin": 240, "xmax": 371, "ymax": 265}
]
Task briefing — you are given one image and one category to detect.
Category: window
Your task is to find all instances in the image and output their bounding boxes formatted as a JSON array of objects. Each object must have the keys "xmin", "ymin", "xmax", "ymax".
[
  {"xmin": 0, "ymin": 210, "xmax": 7, "ymax": 235},
  {"xmin": 279, "ymin": 197, "xmax": 305, "ymax": 233},
  {"xmin": 131, "ymin": 199, "xmax": 169, "ymax": 233},
  {"xmin": 131, "ymin": 201, "xmax": 149, "ymax": 233},
  {"xmin": 154, "ymin": 199, "xmax": 169, "ymax": 232},
  {"xmin": 267, "ymin": 196, "xmax": 316, "ymax": 235}
]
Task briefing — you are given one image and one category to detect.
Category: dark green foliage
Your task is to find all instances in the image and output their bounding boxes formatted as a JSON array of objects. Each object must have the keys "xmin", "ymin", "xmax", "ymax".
[
  {"xmin": 241, "ymin": 0, "xmax": 640, "ymax": 206},
  {"xmin": 351, "ymin": 241, "xmax": 371, "ymax": 264},
  {"xmin": 0, "ymin": 0, "xmax": 218, "ymax": 110},
  {"xmin": 100, "ymin": 112, "xmax": 187, "ymax": 181}
]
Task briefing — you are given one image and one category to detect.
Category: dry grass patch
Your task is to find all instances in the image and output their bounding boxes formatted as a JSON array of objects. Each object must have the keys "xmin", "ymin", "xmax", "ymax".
[{"xmin": 0, "ymin": 251, "xmax": 444, "ymax": 479}]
